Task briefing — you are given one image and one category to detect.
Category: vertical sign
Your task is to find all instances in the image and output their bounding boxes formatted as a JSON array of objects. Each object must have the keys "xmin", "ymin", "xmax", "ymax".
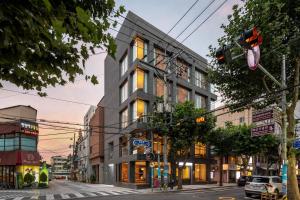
[{"xmin": 282, "ymin": 163, "xmax": 287, "ymax": 195}]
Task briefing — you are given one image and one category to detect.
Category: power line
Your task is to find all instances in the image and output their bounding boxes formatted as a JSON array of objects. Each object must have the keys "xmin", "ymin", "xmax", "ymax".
[{"xmin": 174, "ymin": 0, "xmax": 217, "ymax": 40}]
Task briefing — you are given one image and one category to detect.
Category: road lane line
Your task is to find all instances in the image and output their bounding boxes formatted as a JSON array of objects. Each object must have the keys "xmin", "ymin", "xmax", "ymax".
[
  {"xmin": 84, "ymin": 192, "xmax": 97, "ymax": 197},
  {"xmin": 96, "ymin": 192, "xmax": 110, "ymax": 196},
  {"xmin": 60, "ymin": 194, "xmax": 70, "ymax": 199},
  {"xmin": 73, "ymin": 193, "xmax": 84, "ymax": 198}
]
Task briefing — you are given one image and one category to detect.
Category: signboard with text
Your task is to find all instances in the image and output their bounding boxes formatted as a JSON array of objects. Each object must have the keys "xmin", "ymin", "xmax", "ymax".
[
  {"xmin": 251, "ymin": 108, "xmax": 281, "ymax": 137},
  {"xmin": 132, "ymin": 139, "xmax": 151, "ymax": 148},
  {"xmin": 20, "ymin": 120, "xmax": 39, "ymax": 136}
]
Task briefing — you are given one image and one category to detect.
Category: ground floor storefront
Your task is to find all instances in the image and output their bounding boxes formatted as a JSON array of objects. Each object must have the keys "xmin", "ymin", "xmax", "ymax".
[
  {"xmin": 0, "ymin": 151, "xmax": 41, "ymax": 189},
  {"xmin": 105, "ymin": 160, "xmax": 212, "ymax": 188}
]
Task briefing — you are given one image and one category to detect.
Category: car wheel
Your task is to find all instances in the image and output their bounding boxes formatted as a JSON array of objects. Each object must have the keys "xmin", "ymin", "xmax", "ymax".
[{"xmin": 245, "ymin": 193, "xmax": 251, "ymax": 197}]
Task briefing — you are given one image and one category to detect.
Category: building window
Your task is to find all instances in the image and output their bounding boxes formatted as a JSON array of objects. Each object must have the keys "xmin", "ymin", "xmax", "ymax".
[
  {"xmin": 121, "ymin": 162, "xmax": 128, "ymax": 182},
  {"xmin": 195, "ymin": 70, "xmax": 207, "ymax": 89},
  {"xmin": 153, "ymin": 134, "xmax": 163, "ymax": 154},
  {"xmin": 195, "ymin": 94, "xmax": 207, "ymax": 109},
  {"xmin": 132, "ymin": 99, "xmax": 148, "ymax": 122},
  {"xmin": 154, "ymin": 47, "xmax": 166, "ymax": 70},
  {"xmin": 120, "ymin": 53, "xmax": 128, "ymax": 76},
  {"xmin": 120, "ymin": 81, "xmax": 128, "ymax": 103},
  {"xmin": 195, "ymin": 142, "xmax": 206, "ymax": 157},
  {"xmin": 135, "ymin": 161, "xmax": 147, "ymax": 183},
  {"xmin": 108, "ymin": 142, "xmax": 114, "ymax": 159},
  {"xmin": 154, "ymin": 77, "xmax": 164, "ymax": 97},
  {"xmin": 132, "ymin": 68, "xmax": 148, "ymax": 93},
  {"xmin": 120, "ymin": 108, "xmax": 128, "ymax": 129},
  {"xmin": 177, "ymin": 59, "xmax": 191, "ymax": 82},
  {"xmin": 176, "ymin": 85, "xmax": 190, "ymax": 103},
  {"xmin": 239, "ymin": 117, "xmax": 245, "ymax": 124},
  {"xmin": 132, "ymin": 37, "xmax": 148, "ymax": 62},
  {"xmin": 195, "ymin": 164, "xmax": 206, "ymax": 182}
]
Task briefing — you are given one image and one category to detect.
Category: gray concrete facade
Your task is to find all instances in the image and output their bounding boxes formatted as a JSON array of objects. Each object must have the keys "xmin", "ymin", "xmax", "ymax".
[{"xmin": 100, "ymin": 11, "xmax": 217, "ymax": 187}]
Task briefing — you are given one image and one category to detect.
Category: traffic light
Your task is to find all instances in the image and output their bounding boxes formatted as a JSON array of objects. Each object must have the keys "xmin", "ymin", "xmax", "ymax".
[
  {"xmin": 216, "ymin": 46, "xmax": 232, "ymax": 65},
  {"xmin": 239, "ymin": 27, "xmax": 262, "ymax": 49}
]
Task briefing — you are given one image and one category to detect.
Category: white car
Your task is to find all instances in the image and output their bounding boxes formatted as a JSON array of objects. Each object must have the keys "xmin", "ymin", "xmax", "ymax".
[{"xmin": 245, "ymin": 176, "xmax": 282, "ymax": 197}]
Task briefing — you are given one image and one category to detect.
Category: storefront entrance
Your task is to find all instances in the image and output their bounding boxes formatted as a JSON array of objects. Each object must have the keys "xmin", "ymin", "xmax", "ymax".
[{"xmin": 0, "ymin": 166, "xmax": 15, "ymax": 189}]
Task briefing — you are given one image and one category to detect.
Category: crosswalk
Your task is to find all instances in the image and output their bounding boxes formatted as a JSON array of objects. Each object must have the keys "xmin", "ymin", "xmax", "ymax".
[
  {"xmin": 0, "ymin": 189, "xmax": 139, "ymax": 200},
  {"xmin": 178, "ymin": 186, "xmax": 238, "ymax": 194}
]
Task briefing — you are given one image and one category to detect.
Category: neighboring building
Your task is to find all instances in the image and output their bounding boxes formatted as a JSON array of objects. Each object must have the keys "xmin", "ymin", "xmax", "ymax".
[
  {"xmin": 75, "ymin": 130, "xmax": 88, "ymax": 182},
  {"xmin": 100, "ymin": 11, "xmax": 217, "ymax": 187},
  {"xmin": 89, "ymin": 104, "xmax": 105, "ymax": 183},
  {"xmin": 50, "ymin": 156, "xmax": 70, "ymax": 179},
  {"xmin": 0, "ymin": 105, "xmax": 41, "ymax": 189}
]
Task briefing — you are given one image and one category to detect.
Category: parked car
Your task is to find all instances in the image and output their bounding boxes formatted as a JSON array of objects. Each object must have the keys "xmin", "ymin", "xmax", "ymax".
[
  {"xmin": 237, "ymin": 176, "xmax": 252, "ymax": 186},
  {"xmin": 245, "ymin": 176, "xmax": 282, "ymax": 198}
]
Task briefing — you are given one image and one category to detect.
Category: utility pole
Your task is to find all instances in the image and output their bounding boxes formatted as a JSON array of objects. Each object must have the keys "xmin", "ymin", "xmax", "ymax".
[
  {"xmin": 72, "ymin": 132, "xmax": 76, "ymax": 180},
  {"xmin": 163, "ymin": 72, "xmax": 168, "ymax": 188},
  {"xmin": 281, "ymin": 54, "xmax": 287, "ymax": 196}
]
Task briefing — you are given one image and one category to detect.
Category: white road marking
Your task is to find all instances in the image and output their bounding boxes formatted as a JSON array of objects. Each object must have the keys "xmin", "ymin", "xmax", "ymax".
[
  {"xmin": 96, "ymin": 192, "xmax": 110, "ymax": 196},
  {"xmin": 46, "ymin": 194, "xmax": 55, "ymax": 200},
  {"xmin": 60, "ymin": 194, "xmax": 70, "ymax": 199},
  {"xmin": 85, "ymin": 192, "xmax": 97, "ymax": 196},
  {"xmin": 30, "ymin": 195, "xmax": 39, "ymax": 199},
  {"xmin": 73, "ymin": 193, "xmax": 84, "ymax": 198},
  {"xmin": 106, "ymin": 191, "xmax": 122, "ymax": 195},
  {"xmin": 12, "ymin": 197, "xmax": 24, "ymax": 200}
]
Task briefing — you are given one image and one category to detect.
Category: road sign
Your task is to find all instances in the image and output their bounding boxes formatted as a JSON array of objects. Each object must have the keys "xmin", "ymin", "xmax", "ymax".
[
  {"xmin": 132, "ymin": 139, "xmax": 151, "ymax": 147},
  {"xmin": 251, "ymin": 124, "xmax": 275, "ymax": 137},
  {"xmin": 251, "ymin": 108, "xmax": 281, "ymax": 137},
  {"xmin": 293, "ymin": 139, "xmax": 300, "ymax": 149}
]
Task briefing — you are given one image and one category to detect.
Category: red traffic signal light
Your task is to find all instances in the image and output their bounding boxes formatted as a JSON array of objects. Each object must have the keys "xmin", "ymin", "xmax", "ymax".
[
  {"xmin": 239, "ymin": 27, "xmax": 263, "ymax": 49},
  {"xmin": 216, "ymin": 47, "xmax": 232, "ymax": 65}
]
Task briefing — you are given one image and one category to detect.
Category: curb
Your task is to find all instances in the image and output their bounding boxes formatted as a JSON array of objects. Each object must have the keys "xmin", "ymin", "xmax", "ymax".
[{"xmin": 146, "ymin": 185, "xmax": 238, "ymax": 193}]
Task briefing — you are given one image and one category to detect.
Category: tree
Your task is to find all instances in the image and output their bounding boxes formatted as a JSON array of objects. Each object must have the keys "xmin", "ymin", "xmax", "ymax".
[
  {"xmin": 0, "ymin": 0, "xmax": 125, "ymax": 94},
  {"xmin": 208, "ymin": 123, "xmax": 235, "ymax": 186},
  {"xmin": 233, "ymin": 125, "xmax": 280, "ymax": 176},
  {"xmin": 208, "ymin": 0, "xmax": 300, "ymax": 198},
  {"xmin": 149, "ymin": 101, "xmax": 215, "ymax": 189}
]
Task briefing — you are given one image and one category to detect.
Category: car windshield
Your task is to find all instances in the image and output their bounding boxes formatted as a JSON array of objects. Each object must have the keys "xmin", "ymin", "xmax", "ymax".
[{"xmin": 252, "ymin": 177, "xmax": 269, "ymax": 183}]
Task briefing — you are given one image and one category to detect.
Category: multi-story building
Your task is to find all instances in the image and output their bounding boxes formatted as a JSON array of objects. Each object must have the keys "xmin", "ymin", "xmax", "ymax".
[
  {"xmin": 89, "ymin": 104, "xmax": 105, "ymax": 183},
  {"xmin": 50, "ymin": 156, "xmax": 70, "ymax": 179},
  {"xmin": 0, "ymin": 105, "xmax": 41, "ymax": 189},
  {"xmin": 99, "ymin": 11, "xmax": 217, "ymax": 187}
]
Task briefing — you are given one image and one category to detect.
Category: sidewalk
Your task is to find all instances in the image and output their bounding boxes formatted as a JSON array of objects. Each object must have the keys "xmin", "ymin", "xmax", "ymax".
[{"xmin": 142, "ymin": 183, "xmax": 237, "ymax": 193}]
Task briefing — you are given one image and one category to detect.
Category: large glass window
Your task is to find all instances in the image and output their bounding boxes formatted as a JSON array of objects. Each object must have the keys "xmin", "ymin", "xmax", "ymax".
[
  {"xmin": 120, "ymin": 108, "xmax": 128, "ymax": 129},
  {"xmin": 154, "ymin": 47, "xmax": 166, "ymax": 70},
  {"xmin": 132, "ymin": 100, "xmax": 148, "ymax": 122},
  {"xmin": 177, "ymin": 59, "xmax": 191, "ymax": 82},
  {"xmin": 0, "ymin": 135, "xmax": 4, "ymax": 151},
  {"xmin": 195, "ymin": 94, "xmax": 207, "ymax": 109},
  {"xmin": 153, "ymin": 134, "xmax": 163, "ymax": 154},
  {"xmin": 135, "ymin": 161, "xmax": 147, "ymax": 183},
  {"xmin": 121, "ymin": 162, "xmax": 128, "ymax": 182},
  {"xmin": 120, "ymin": 81, "xmax": 128, "ymax": 103},
  {"xmin": 195, "ymin": 164, "xmax": 206, "ymax": 182},
  {"xmin": 132, "ymin": 37, "xmax": 148, "ymax": 62},
  {"xmin": 176, "ymin": 85, "xmax": 190, "ymax": 103},
  {"xmin": 120, "ymin": 53, "xmax": 128, "ymax": 76},
  {"xmin": 195, "ymin": 70, "xmax": 207, "ymax": 89},
  {"xmin": 154, "ymin": 78, "xmax": 164, "ymax": 97},
  {"xmin": 195, "ymin": 142, "xmax": 206, "ymax": 157},
  {"xmin": 132, "ymin": 68, "xmax": 148, "ymax": 93},
  {"xmin": 21, "ymin": 135, "xmax": 36, "ymax": 151}
]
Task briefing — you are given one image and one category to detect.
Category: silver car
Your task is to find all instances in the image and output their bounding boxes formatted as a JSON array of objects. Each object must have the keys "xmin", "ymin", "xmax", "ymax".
[{"xmin": 245, "ymin": 176, "xmax": 282, "ymax": 197}]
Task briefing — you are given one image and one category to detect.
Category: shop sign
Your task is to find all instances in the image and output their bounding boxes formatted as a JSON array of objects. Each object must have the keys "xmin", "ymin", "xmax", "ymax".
[
  {"xmin": 20, "ymin": 120, "xmax": 39, "ymax": 136},
  {"xmin": 132, "ymin": 139, "xmax": 151, "ymax": 147},
  {"xmin": 251, "ymin": 108, "xmax": 281, "ymax": 137}
]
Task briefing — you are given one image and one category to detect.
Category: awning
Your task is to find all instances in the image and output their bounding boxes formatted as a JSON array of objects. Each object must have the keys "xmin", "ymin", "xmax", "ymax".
[{"xmin": 0, "ymin": 150, "xmax": 41, "ymax": 165}]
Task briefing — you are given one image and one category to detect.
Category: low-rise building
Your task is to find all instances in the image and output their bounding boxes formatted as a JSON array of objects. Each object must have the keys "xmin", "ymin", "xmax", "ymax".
[
  {"xmin": 50, "ymin": 156, "xmax": 70, "ymax": 179},
  {"xmin": 0, "ymin": 105, "xmax": 41, "ymax": 189}
]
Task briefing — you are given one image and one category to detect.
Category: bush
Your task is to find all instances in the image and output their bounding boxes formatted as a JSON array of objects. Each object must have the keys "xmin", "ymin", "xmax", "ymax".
[
  {"xmin": 24, "ymin": 173, "xmax": 34, "ymax": 186},
  {"xmin": 39, "ymin": 172, "xmax": 47, "ymax": 182}
]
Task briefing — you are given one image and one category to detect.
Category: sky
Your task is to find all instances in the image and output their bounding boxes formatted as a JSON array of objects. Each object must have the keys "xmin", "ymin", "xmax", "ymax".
[{"xmin": 0, "ymin": 0, "xmax": 243, "ymax": 162}]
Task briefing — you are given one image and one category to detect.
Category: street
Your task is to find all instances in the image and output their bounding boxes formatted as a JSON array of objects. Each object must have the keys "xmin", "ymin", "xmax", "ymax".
[{"xmin": 0, "ymin": 180, "xmax": 259, "ymax": 200}]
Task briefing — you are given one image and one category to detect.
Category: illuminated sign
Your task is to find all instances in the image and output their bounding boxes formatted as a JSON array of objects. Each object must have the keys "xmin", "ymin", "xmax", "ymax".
[{"xmin": 20, "ymin": 121, "xmax": 39, "ymax": 136}]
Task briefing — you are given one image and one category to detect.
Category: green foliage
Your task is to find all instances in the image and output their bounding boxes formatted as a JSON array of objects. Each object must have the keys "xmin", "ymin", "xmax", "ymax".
[
  {"xmin": 208, "ymin": 0, "xmax": 300, "ymax": 109},
  {"xmin": 24, "ymin": 173, "xmax": 34, "ymax": 185},
  {"xmin": 38, "ymin": 182, "xmax": 48, "ymax": 188},
  {"xmin": 0, "ymin": 1, "xmax": 125, "ymax": 92},
  {"xmin": 39, "ymin": 172, "xmax": 48, "ymax": 182}
]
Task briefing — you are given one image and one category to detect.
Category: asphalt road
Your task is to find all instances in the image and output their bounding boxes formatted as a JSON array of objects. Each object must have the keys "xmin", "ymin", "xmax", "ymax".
[{"xmin": 76, "ymin": 187, "xmax": 258, "ymax": 200}]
